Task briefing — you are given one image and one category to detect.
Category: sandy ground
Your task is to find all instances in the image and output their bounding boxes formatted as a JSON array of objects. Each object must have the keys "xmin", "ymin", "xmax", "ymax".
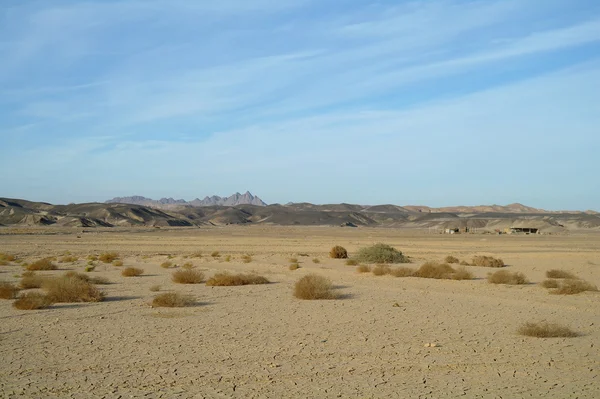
[{"xmin": 0, "ymin": 226, "xmax": 599, "ymax": 398}]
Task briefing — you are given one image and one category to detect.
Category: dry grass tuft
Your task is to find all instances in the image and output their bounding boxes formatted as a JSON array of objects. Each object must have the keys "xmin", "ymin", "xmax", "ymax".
[
  {"xmin": 20, "ymin": 271, "xmax": 46, "ymax": 289},
  {"xmin": 172, "ymin": 269, "xmax": 204, "ymax": 284},
  {"xmin": 472, "ymin": 256, "xmax": 505, "ymax": 268},
  {"xmin": 459, "ymin": 260, "xmax": 470, "ymax": 266},
  {"xmin": 182, "ymin": 262, "xmax": 194, "ymax": 270},
  {"xmin": 112, "ymin": 260, "xmax": 123, "ymax": 267},
  {"xmin": 13, "ymin": 292, "xmax": 53, "ymax": 310},
  {"xmin": 0, "ymin": 259, "xmax": 9, "ymax": 266},
  {"xmin": 0, "ymin": 282, "xmax": 20, "ymax": 299},
  {"xmin": 224, "ymin": 255, "xmax": 232, "ymax": 262},
  {"xmin": 241, "ymin": 254, "xmax": 253, "ymax": 263},
  {"xmin": 152, "ymin": 292, "xmax": 195, "ymax": 307},
  {"xmin": 289, "ymin": 257, "xmax": 298, "ymax": 263},
  {"xmin": 58, "ymin": 255, "xmax": 78, "ymax": 263},
  {"xmin": 190, "ymin": 252, "xmax": 203, "ymax": 258},
  {"xmin": 329, "ymin": 246, "xmax": 348, "ymax": 259},
  {"xmin": 372, "ymin": 264, "xmax": 392, "ymax": 276},
  {"xmin": 211, "ymin": 251, "xmax": 221, "ymax": 258},
  {"xmin": 546, "ymin": 269, "xmax": 577, "ymax": 279},
  {"xmin": 121, "ymin": 267, "xmax": 144, "ymax": 277},
  {"xmin": 149, "ymin": 284, "xmax": 161, "ymax": 292},
  {"xmin": 0, "ymin": 253, "xmax": 17, "ymax": 262},
  {"xmin": 445, "ymin": 255, "xmax": 460, "ymax": 264},
  {"xmin": 43, "ymin": 275, "xmax": 105, "ymax": 303},
  {"xmin": 294, "ymin": 274, "xmax": 338, "ymax": 300},
  {"xmin": 357, "ymin": 264, "xmax": 371, "ymax": 273},
  {"xmin": 87, "ymin": 255, "xmax": 98, "ymax": 261},
  {"xmin": 160, "ymin": 261, "xmax": 174, "ymax": 269},
  {"xmin": 63, "ymin": 271, "xmax": 110, "ymax": 285},
  {"xmin": 540, "ymin": 279, "xmax": 559, "ymax": 289},
  {"xmin": 98, "ymin": 252, "xmax": 119, "ymax": 263},
  {"xmin": 312, "ymin": 258, "xmax": 320, "ymax": 264},
  {"xmin": 518, "ymin": 322, "xmax": 578, "ymax": 338},
  {"xmin": 206, "ymin": 272, "xmax": 269, "ymax": 286},
  {"xmin": 356, "ymin": 243, "xmax": 409, "ymax": 264},
  {"xmin": 487, "ymin": 270, "xmax": 528, "ymax": 285},
  {"xmin": 551, "ymin": 279, "xmax": 598, "ymax": 295},
  {"xmin": 345, "ymin": 259, "xmax": 358, "ymax": 266},
  {"xmin": 451, "ymin": 267, "xmax": 475, "ymax": 281},
  {"xmin": 413, "ymin": 262, "xmax": 456, "ymax": 279},
  {"xmin": 390, "ymin": 266, "xmax": 415, "ymax": 277},
  {"xmin": 289, "ymin": 263, "xmax": 300, "ymax": 271},
  {"xmin": 26, "ymin": 258, "xmax": 57, "ymax": 271}
]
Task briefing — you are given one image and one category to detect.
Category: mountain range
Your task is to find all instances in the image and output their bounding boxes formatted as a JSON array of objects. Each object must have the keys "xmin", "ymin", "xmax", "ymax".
[{"xmin": 106, "ymin": 191, "xmax": 267, "ymax": 207}]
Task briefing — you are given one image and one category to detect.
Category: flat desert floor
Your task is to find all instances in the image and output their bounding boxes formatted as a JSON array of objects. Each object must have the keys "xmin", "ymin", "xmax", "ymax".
[{"xmin": 1, "ymin": 226, "xmax": 599, "ymax": 398}]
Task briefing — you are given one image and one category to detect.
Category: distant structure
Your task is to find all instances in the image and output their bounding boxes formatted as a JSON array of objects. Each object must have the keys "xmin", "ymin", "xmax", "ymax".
[
  {"xmin": 444, "ymin": 227, "xmax": 470, "ymax": 234},
  {"xmin": 341, "ymin": 222, "xmax": 358, "ymax": 228},
  {"xmin": 507, "ymin": 227, "xmax": 539, "ymax": 234}
]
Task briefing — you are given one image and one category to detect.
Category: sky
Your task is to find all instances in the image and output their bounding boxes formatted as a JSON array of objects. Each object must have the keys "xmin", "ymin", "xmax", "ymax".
[{"xmin": 1, "ymin": 0, "xmax": 599, "ymax": 210}]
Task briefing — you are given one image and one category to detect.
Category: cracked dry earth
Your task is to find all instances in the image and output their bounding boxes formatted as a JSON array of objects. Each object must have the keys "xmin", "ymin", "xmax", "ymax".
[{"xmin": 1, "ymin": 226, "xmax": 599, "ymax": 398}]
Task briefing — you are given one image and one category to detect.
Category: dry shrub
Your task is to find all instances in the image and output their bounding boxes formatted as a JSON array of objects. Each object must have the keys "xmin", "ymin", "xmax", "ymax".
[
  {"xmin": 518, "ymin": 322, "xmax": 578, "ymax": 338},
  {"xmin": 472, "ymin": 256, "xmax": 505, "ymax": 268},
  {"xmin": 182, "ymin": 262, "xmax": 194, "ymax": 270},
  {"xmin": 329, "ymin": 246, "xmax": 348, "ymax": 259},
  {"xmin": 211, "ymin": 251, "xmax": 220, "ymax": 258},
  {"xmin": 149, "ymin": 285, "xmax": 161, "ymax": 292},
  {"xmin": 345, "ymin": 259, "xmax": 358, "ymax": 266},
  {"xmin": 289, "ymin": 257, "xmax": 298, "ymax": 263},
  {"xmin": 160, "ymin": 261, "xmax": 174, "ymax": 269},
  {"xmin": 59, "ymin": 255, "xmax": 78, "ymax": 263},
  {"xmin": 356, "ymin": 243, "xmax": 409, "ymax": 264},
  {"xmin": 63, "ymin": 271, "xmax": 110, "ymax": 285},
  {"xmin": 459, "ymin": 260, "xmax": 470, "ymax": 266},
  {"xmin": 87, "ymin": 255, "xmax": 98, "ymax": 261},
  {"xmin": 487, "ymin": 270, "xmax": 528, "ymax": 285},
  {"xmin": 13, "ymin": 292, "xmax": 53, "ymax": 310},
  {"xmin": 26, "ymin": 258, "xmax": 57, "ymax": 271},
  {"xmin": 294, "ymin": 274, "xmax": 338, "ymax": 300},
  {"xmin": 0, "ymin": 253, "xmax": 16, "ymax": 262},
  {"xmin": 152, "ymin": 292, "xmax": 195, "ymax": 307},
  {"xmin": 551, "ymin": 279, "xmax": 598, "ymax": 295},
  {"xmin": 413, "ymin": 262, "xmax": 456, "ymax": 279},
  {"xmin": 390, "ymin": 266, "xmax": 415, "ymax": 277},
  {"xmin": 190, "ymin": 252, "xmax": 203, "ymax": 258},
  {"xmin": 546, "ymin": 269, "xmax": 577, "ymax": 279},
  {"xmin": 43, "ymin": 275, "xmax": 105, "ymax": 302},
  {"xmin": 451, "ymin": 267, "xmax": 474, "ymax": 281},
  {"xmin": 289, "ymin": 263, "xmax": 300, "ymax": 271},
  {"xmin": 241, "ymin": 254, "xmax": 252, "ymax": 263},
  {"xmin": 206, "ymin": 272, "xmax": 269, "ymax": 286},
  {"xmin": 121, "ymin": 267, "xmax": 143, "ymax": 277},
  {"xmin": 112, "ymin": 260, "xmax": 123, "ymax": 267},
  {"xmin": 372, "ymin": 264, "xmax": 391, "ymax": 276},
  {"xmin": 445, "ymin": 256, "xmax": 459, "ymax": 264},
  {"xmin": 0, "ymin": 259, "xmax": 8, "ymax": 266},
  {"xmin": 356, "ymin": 264, "xmax": 371, "ymax": 273},
  {"xmin": 20, "ymin": 271, "xmax": 45, "ymax": 289},
  {"xmin": 224, "ymin": 255, "xmax": 232, "ymax": 262},
  {"xmin": 172, "ymin": 269, "xmax": 204, "ymax": 284},
  {"xmin": 0, "ymin": 282, "xmax": 19, "ymax": 299},
  {"xmin": 98, "ymin": 252, "xmax": 119, "ymax": 263},
  {"xmin": 541, "ymin": 279, "xmax": 559, "ymax": 289},
  {"xmin": 312, "ymin": 258, "xmax": 320, "ymax": 264}
]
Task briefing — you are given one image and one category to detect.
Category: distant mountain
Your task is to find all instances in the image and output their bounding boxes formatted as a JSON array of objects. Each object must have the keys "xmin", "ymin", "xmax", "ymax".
[
  {"xmin": 106, "ymin": 191, "xmax": 267, "ymax": 208},
  {"xmin": 403, "ymin": 203, "xmax": 547, "ymax": 214}
]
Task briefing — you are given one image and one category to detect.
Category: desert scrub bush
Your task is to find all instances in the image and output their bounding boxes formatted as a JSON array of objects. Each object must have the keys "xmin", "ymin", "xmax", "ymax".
[
  {"xmin": 356, "ymin": 265, "xmax": 371, "ymax": 273},
  {"xmin": 329, "ymin": 246, "xmax": 348, "ymax": 259},
  {"xmin": 149, "ymin": 285, "xmax": 161, "ymax": 292},
  {"xmin": 13, "ymin": 292, "xmax": 53, "ymax": 310},
  {"xmin": 356, "ymin": 243, "xmax": 409, "ymax": 264},
  {"xmin": 190, "ymin": 252, "xmax": 203, "ymax": 258},
  {"xmin": 551, "ymin": 279, "xmax": 598, "ymax": 295},
  {"xmin": 98, "ymin": 252, "xmax": 119, "ymax": 263},
  {"xmin": 206, "ymin": 272, "xmax": 269, "ymax": 286},
  {"xmin": 58, "ymin": 255, "xmax": 78, "ymax": 263},
  {"xmin": 289, "ymin": 263, "xmax": 300, "ymax": 271},
  {"xmin": 451, "ymin": 267, "xmax": 475, "ymax": 281},
  {"xmin": 487, "ymin": 270, "xmax": 528, "ymax": 285},
  {"xmin": 20, "ymin": 271, "xmax": 45, "ymax": 289},
  {"xmin": 241, "ymin": 254, "xmax": 252, "ymax": 263},
  {"xmin": 112, "ymin": 260, "xmax": 123, "ymax": 267},
  {"xmin": 546, "ymin": 269, "xmax": 577, "ymax": 279},
  {"xmin": 224, "ymin": 255, "xmax": 232, "ymax": 262},
  {"xmin": 121, "ymin": 267, "xmax": 143, "ymax": 277},
  {"xmin": 471, "ymin": 256, "xmax": 505, "ymax": 268},
  {"xmin": 0, "ymin": 282, "xmax": 20, "ymax": 299},
  {"xmin": 445, "ymin": 256, "xmax": 459, "ymax": 264},
  {"xmin": 0, "ymin": 253, "xmax": 17, "ymax": 262},
  {"xmin": 87, "ymin": 255, "xmax": 98, "ymax": 261},
  {"xmin": 63, "ymin": 271, "xmax": 110, "ymax": 285},
  {"xmin": 518, "ymin": 322, "xmax": 578, "ymax": 338},
  {"xmin": 211, "ymin": 251, "xmax": 221, "ymax": 258},
  {"xmin": 372, "ymin": 264, "xmax": 392, "ymax": 276},
  {"xmin": 312, "ymin": 258, "xmax": 320, "ymax": 264},
  {"xmin": 182, "ymin": 262, "xmax": 194, "ymax": 270},
  {"xmin": 413, "ymin": 262, "xmax": 456, "ymax": 279},
  {"xmin": 26, "ymin": 258, "xmax": 57, "ymax": 271},
  {"xmin": 294, "ymin": 274, "xmax": 338, "ymax": 300},
  {"xmin": 540, "ymin": 279, "xmax": 559, "ymax": 289},
  {"xmin": 345, "ymin": 259, "xmax": 358, "ymax": 266},
  {"xmin": 390, "ymin": 266, "xmax": 415, "ymax": 277},
  {"xmin": 43, "ymin": 275, "xmax": 105, "ymax": 303},
  {"xmin": 160, "ymin": 261, "xmax": 174, "ymax": 269},
  {"xmin": 0, "ymin": 259, "xmax": 9, "ymax": 266},
  {"xmin": 459, "ymin": 260, "xmax": 470, "ymax": 266},
  {"xmin": 172, "ymin": 269, "xmax": 204, "ymax": 284},
  {"xmin": 152, "ymin": 292, "xmax": 195, "ymax": 307},
  {"xmin": 85, "ymin": 265, "xmax": 96, "ymax": 272},
  {"xmin": 289, "ymin": 257, "xmax": 298, "ymax": 263}
]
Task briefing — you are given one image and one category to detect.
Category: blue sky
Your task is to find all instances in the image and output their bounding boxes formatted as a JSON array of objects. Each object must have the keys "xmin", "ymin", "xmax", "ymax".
[{"xmin": 1, "ymin": 0, "xmax": 599, "ymax": 210}]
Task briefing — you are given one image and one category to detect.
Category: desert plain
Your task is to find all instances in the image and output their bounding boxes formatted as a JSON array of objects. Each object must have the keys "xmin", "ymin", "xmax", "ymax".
[{"xmin": 0, "ymin": 225, "xmax": 599, "ymax": 398}]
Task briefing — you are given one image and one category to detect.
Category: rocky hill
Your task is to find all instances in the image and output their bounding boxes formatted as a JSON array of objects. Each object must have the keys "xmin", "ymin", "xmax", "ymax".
[{"xmin": 106, "ymin": 191, "xmax": 267, "ymax": 208}]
